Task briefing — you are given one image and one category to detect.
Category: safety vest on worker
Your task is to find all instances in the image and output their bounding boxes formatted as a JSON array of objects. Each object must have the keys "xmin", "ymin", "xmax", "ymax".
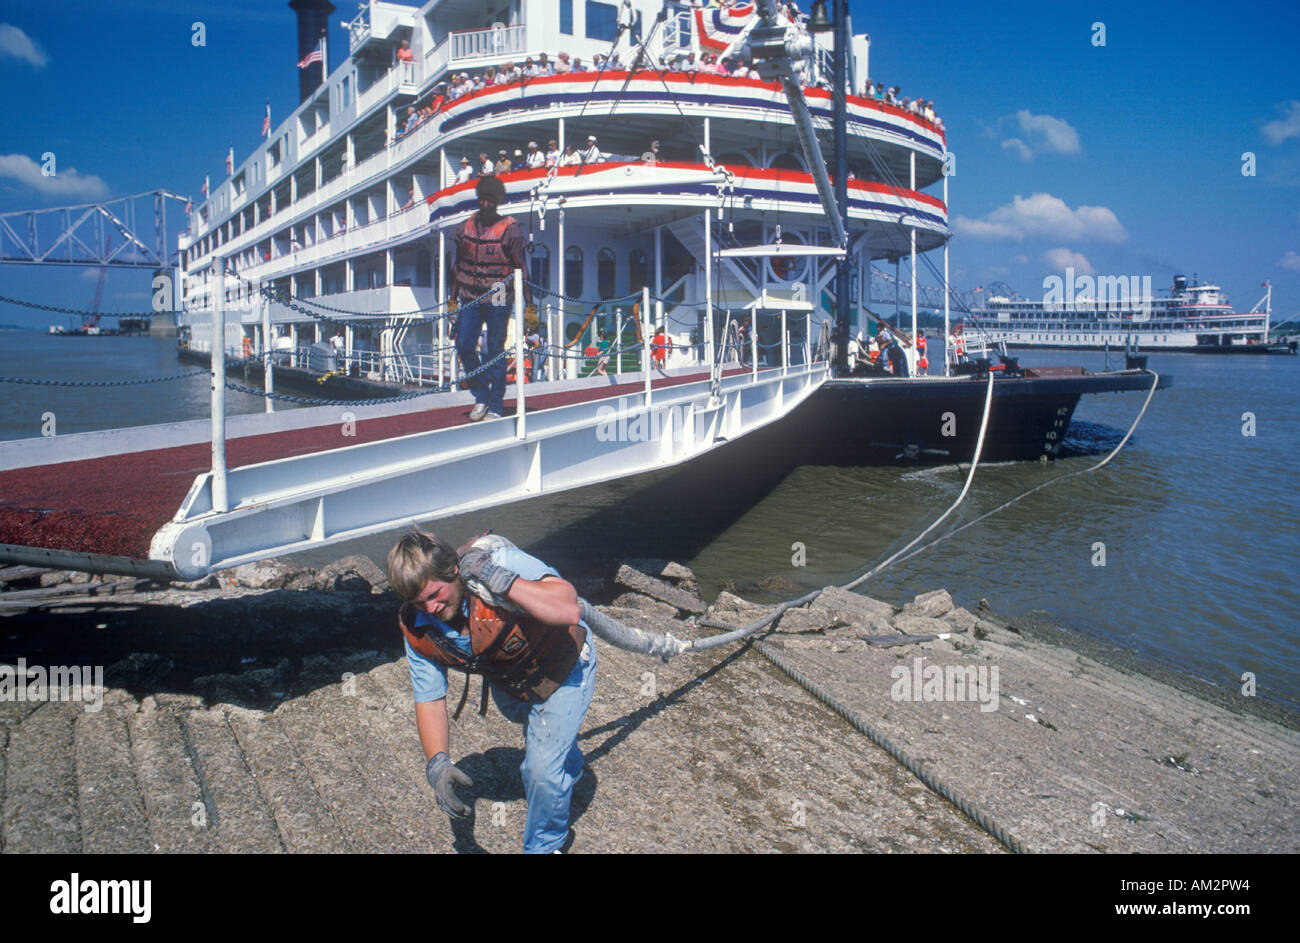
[
  {"xmin": 397, "ymin": 536, "xmax": 584, "ymax": 704},
  {"xmin": 453, "ymin": 213, "xmax": 517, "ymax": 298}
]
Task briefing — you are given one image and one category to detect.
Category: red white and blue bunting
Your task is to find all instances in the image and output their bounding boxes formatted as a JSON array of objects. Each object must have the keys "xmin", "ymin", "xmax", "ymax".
[{"xmin": 694, "ymin": 3, "xmax": 758, "ymax": 52}]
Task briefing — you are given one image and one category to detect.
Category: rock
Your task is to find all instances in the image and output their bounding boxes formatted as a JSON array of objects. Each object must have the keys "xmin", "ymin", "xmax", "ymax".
[
  {"xmin": 773, "ymin": 606, "xmax": 844, "ymax": 635},
  {"xmin": 892, "ymin": 614, "xmax": 951, "ymax": 636},
  {"xmin": 105, "ymin": 653, "xmax": 174, "ymax": 690},
  {"xmin": 825, "ymin": 615, "xmax": 896, "ymax": 638},
  {"xmin": 317, "ymin": 555, "xmax": 389, "ymax": 593},
  {"xmin": 624, "ymin": 558, "xmax": 696, "ymax": 583},
  {"xmin": 918, "ymin": 638, "xmax": 959, "ymax": 655},
  {"xmin": 812, "ymin": 585, "xmax": 896, "ymax": 628},
  {"xmin": 944, "ymin": 607, "xmax": 978, "ymax": 634},
  {"xmin": 39, "ymin": 570, "xmax": 71, "ymax": 587},
  {"xmin": 903, "ymin": 589, "xmax": 953, "ymax": 619},
  {"xmin": 227, "ymin": 558, "xmax": 304, "ymax": 591},
  {"xmin": 616, "ymin": 564, "xmax": 707, "ymax": 614},
  {"xmin": 705, "ymin": 590, "xmax": 772, "ymax": 628},
  {"xmin": 757, "ymin": 574, "xmax": 801, "ymax": 594},
  {"xmin": 68, "ymin": 571, "xmax": 92, "ymax": 585},
  {"xmin": 173, "ymin": 574, "xmax": 218, "ymax": 591},
  {"xmin": 596, "ymin": 606, "xmax": 690, "ymax": 636},
  {"xmin": 611, "ymin": 593, "xmax": 681, "ymax": 623}
]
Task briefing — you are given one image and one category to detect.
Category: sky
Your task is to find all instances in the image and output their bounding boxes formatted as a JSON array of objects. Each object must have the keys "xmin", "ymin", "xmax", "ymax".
[{"xmin": 0, "ymin": 0, "xmax": 1297, "ymax": 328}]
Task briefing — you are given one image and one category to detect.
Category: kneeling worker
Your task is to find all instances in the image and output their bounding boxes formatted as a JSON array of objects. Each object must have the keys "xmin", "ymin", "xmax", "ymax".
[{"xmin": 387, "ymin": 529, "xmax": 597, "ymax": 853}]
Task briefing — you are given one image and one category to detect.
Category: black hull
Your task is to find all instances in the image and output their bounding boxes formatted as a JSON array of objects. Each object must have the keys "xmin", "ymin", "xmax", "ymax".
[{"xmin": 775, "ymin": 370, "xmax": 1171, "ymax": 464}]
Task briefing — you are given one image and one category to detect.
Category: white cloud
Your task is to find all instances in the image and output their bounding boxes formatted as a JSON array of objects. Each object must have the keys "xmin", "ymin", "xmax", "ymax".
[
  {"xmin": 995, "ymin": 111, "xmax": 1081, "ymax": 160},
  {"xmin": 1014, "ymin": 111, "xmax": 1081, "ymax": 155},
  {"xmin": 1042, "ymin": 247, "xmax": 1094, "ymax": 275},
  {"xmin": 1261, "ymin": 101, "xmax": 1300, "ymax": 147},
  {"xmin": 0, "ymin": 24, "xmax": 47, "ymax": 67},
  {"xmin": 1001, "ymin": 137, "xmax": 1033, "ymax": 162},
  {"xmin": 953, "ymin": 192, "xmax": 1127, "ymax": 243},
  {"xmin": 0, "ymin": 153, "xmax": 109, "ymax": 199},
  {"xmin": 1278, "ymin": 250, "xmax": 1300, "ymax": 272},
  {"xmin": 1011, "ymin": 254, "xmax": 1029, "ymax": 264}
]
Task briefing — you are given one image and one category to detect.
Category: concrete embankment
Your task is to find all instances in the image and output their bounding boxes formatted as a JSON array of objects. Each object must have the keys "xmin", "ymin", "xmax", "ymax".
[{"xmin": 0, "ymin": 558, "xmax": 1294, "ymax": 853}]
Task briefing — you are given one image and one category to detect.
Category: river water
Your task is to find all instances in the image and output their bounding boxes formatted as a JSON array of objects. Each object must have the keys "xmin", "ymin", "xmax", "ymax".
[{"xmin": 2, "ymin": 332, "xmax": 1297, "ymax": 712}]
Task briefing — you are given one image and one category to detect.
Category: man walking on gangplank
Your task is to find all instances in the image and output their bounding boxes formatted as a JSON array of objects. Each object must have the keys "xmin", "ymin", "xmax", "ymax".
[{"xmin": 447, "ymin": 175, "xmax": 533, "ymax": 421}]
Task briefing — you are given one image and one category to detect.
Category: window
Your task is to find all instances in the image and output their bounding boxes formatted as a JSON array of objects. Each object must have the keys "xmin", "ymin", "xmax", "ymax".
[
  {"xmin": 586, "ymin": 1, "xmax": 618, "ymax": 42},
  {"xmin": 565, "ymin": 246, "xmax": 583, "ymax": 296},
  {"xmin": 560, "ymin": 0, "xmax": 573, "ymax": 34},
  {"xmin": 529, "ymin": 244, "xmax": 550, "ymax": 291},
  {"xmin": 597, "ymin": 247, "xmax": 616, "ymax": 299}
]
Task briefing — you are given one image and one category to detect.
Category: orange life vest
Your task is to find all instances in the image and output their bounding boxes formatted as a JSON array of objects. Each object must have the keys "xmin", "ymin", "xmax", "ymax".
[
  {"xmin": 399, "ymin": 594, "xmax": 584, "ymax": 705},
  {"xmin": 453, "ymin": 213, "xmax": 517, "ymax": 299}
]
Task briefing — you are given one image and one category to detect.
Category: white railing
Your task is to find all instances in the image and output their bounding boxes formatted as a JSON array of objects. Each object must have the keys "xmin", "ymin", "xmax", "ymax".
[{"xmin": 451, "ymin": 23, "xmax": 526, "ymax": 62}]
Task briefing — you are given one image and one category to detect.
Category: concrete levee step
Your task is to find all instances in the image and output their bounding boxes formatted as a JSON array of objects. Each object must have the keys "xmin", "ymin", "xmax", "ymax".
[
  {"xmin": 224, "ymin": 706, "xmax": 349, "ymax": 854},
  {"xmin": 179, "ymin": 707, "xmax": 285, "ymax": 853},
  {"xmin": 298, "ymin": 684, "xmax": 438, "ymax": 853},
  {"xmin": 2, "ymin": 702, "xmax": 81, "ymax": 853},
  {"xmin": 74, "ymin": 700, "xmax": 151, "ymax": 853},
  {"xmin": 271, "ymin": 653, "xmax": 429, "ymax": 852},
  {"xmin": 127, "ymin": 697, "xmax": 216, "ymax": 852}
]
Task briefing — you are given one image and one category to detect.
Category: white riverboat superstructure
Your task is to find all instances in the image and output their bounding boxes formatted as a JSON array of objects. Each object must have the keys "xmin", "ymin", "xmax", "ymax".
[
  {"xmin": 176, "ymin": 0, "xmax": 950, "ymax": 381},
  {"xmin": 973, "ymin": 275, "xmax": 1273, "ymax": 353}
]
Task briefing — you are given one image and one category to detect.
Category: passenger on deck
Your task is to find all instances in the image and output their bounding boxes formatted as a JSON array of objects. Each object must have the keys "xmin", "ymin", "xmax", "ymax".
[
  {"xmin": 525, "ymin": 141, "xmax": 546, "ymax": 169},
  {"xmin": 494, "ymin": 150, "xmax": 513, "ymax": 175},
  {"xmin": 545, "ymin": 139, "xmax": 561, "ymax": 167},
  {"xmin": 455, "ymin": 156, "xmax": 473, "ymax": 184},
  {"xmin": 555, "ymin": 52, "xmax": 572, "ymax": 74}
]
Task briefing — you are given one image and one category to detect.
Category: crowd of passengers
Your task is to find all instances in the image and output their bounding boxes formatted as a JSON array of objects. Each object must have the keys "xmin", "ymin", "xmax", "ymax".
[{"xmin": 391, "ymin": 47, "xmax": 941, "ymax": 145}]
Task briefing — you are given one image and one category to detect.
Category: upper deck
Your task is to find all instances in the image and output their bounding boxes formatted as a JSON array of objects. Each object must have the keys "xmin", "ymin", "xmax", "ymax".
[{"xmin": 180, "ymin": 0, "xmax": 942, "ymax": 289}]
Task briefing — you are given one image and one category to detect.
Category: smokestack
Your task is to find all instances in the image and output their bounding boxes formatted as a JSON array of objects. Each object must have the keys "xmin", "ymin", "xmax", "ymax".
[{"xmin": 289, "ymin": 0, "xmax": 336, "ymax": 104}]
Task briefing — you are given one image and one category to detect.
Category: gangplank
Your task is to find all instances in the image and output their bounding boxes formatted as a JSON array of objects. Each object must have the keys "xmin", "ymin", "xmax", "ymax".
[{"xmin": 0, "ymin": 348, "xmax": 827, "ymax": 582}]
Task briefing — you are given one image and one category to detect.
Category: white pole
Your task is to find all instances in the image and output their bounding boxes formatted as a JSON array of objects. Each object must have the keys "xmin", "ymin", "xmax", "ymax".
[
  {"xmin": 781, "ymin": 308, "xmax": 788, "ymax": 374},
  {"xmin": 616, "ymin": 308, "xmax": 623, "ymax": 376},
  {"xmin": 261, "ymin": 289, "xmax": 274, "ymax": 412},
  {"xmin": 805, "ymin": 312, "xmax": 811, "ymax": 367},
  {"xmin": 514, "ymin": 267, "xmax": 525, "ymax": 438},
  {"xmin": 943, "ymin": 171, "xmax": 951, "ymax": 376},
  {"xmin": 438, "ymin": 227, "xmax": 446, "ymax": 386},
  {"xmin": 211, "ymin": 256, "xmax": 228, "ymax": 513},
  {"xmin": 558, "ymin": 206, "xmax": 568, "ymax": 379},
  {"xmin": 704, "ymin": 212, "xmax": 713, "ymax": 367},
  {"xmin": 910, "ymin": 151, "xmax": 918, "ymax": 376},
  {"xmin": 750, "ymin": 312, "xmax": 758, "ymax": 381},
  {"xmin": 642, "ymin": 285, "xmax": 652, "ymax": 407}
]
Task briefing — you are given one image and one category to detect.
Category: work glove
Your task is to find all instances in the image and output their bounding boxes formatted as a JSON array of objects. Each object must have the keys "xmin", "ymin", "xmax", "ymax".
[
  {"xmin": 426, "ymin": 752, "xmax": 474, "ymax": 818},
  {"xmin": 458, "ymin": 547, "xmax": 519, "ymax": 599}
]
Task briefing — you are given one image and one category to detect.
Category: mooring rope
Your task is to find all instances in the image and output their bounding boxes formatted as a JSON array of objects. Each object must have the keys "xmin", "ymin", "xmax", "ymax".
[{"xmin": 579, "ymin": 369, "xmax": 1162, "ymax": 853}]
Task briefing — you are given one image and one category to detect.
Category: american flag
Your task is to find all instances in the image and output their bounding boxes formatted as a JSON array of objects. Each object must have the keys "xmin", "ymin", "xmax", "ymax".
[
  {"xmin": 298, "ymin": 40, "xmax": 323, "ymax": 69},
  {"xmin": 225, "ymin": 146, "xmax": 233, "ymax": 176},
  {"xmin": 261, "ymin": 101, "xmax": 271, "ymax": 137},
  {"xmin": 201, "ymin": 175, "xmax": 209, "ymax": 196}
]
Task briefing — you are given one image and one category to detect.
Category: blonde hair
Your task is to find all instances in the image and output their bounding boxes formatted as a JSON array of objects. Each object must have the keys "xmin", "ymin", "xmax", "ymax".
[{"xmin": 386, "ymin": 528, "xmax": 460, "ymax": 602}]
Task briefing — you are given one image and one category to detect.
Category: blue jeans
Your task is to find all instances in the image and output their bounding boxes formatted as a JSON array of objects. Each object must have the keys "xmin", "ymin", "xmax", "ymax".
[
  {"xmin": 490, "ymin": 627, "xmax": 597, "ymax": 853},
  {"xmin": 455, "ymin": 299, "xmax": 510, "ymax": 414}
]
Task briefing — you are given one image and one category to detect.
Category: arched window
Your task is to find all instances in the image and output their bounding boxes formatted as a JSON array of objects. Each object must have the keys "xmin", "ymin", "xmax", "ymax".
[
  {"xmin": 529, "ymin": 243, "xmax": 550, "ymax": 291},
  {"xmin": 769, "ymin": 151, "xmax": 805, "ymax": 173},
  {"xmin": 597, "ymin": 247, "xmax": 616, "ymax": 299},
  {"xmin": 629, "ymin": 249, "xmax": 648, "ymax": 294},
  {"xmin": 565, "ymin": 246, "xmax": 583, "ymax": 297},
  {"xmin": 767, "ymin": 230, "xmax": 806, "ymax": 283}
]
